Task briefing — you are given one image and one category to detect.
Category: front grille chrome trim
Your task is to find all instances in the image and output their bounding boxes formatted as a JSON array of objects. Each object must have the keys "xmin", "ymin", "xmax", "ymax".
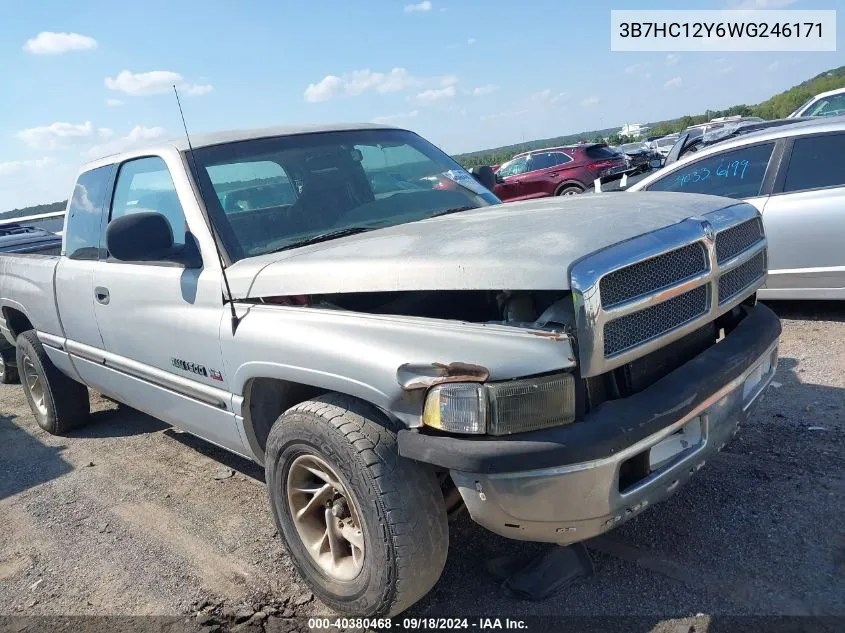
[{"xmin": 571, "ymin": 204, "xmax": 767, "ymax": 378}]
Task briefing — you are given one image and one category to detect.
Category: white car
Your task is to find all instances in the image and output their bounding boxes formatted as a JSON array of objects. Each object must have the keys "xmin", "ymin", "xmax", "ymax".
[
  {"xmin": 630, "ymin": 117, "xmax": 845, "ymax": 300},
  {"xmin": 788, "ymin": 87, "xmax": 845, "ymax": 118}
]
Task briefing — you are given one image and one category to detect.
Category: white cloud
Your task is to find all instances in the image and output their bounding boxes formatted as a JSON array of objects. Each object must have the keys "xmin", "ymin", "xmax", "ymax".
[
  {"xmin": 84, "ymin": 125, "xmax": 167, "ymax": 159},
  {"xmin": 412, "ymin": 85, "xmax": 456, "ymax": 104},
  {"xmin": 664, "ymin": 76, "xmax": 683, "ymax": 90},
  {"xmin": 581, "ymin": 96, "xmax": 600, "ymax": 107},
  {"xmin": 23, "ymin": 32, "xmax": 97, "ymax": 55},
  {"xmin": 16, "ymin": 121, "xmax": 96, "ymax": 150},
  {"xmin": 624, "ymin": 62, "xmax": 650, "ymax": 75},
  {"xmin": 0, "ymin": 158, "xmax": 54, "ymax": 177},
  {"xmin": 404, "ymin": 1, "xmax": 432, "ymax": 12},
  {"xmin": 532, "ymin": 89, "xmax": 567, "ymax": 104},
  {"xmin": 105, "ymin": 70, "xmax": 212, "ymax": 97},
  {"xmin": 183, "ymin": 83, "xmax": 214, "ymax": 96},
  {"xmin": 472, "ymin": 84, "xmax": 499, "ymax": 97},
  {"xmin": 106, "ymin": 98, "xmax": 124, "ymax": 107},
  {"xmin": 767, "ymin": 61, "xmax": 780, "ymax": 72},
  {"xmin": 720, "ymin": 66, "xmax": 734, "ymax": 75},
  {"xmin": 439, "ymin": 75, "xmax": 459, "ymax": 87},
  {"xmin": 666, "ymin": 53, "xmax": 681, "ymax": 66},
  {"xmin": 98, "ymin": 128, "xmax": 114, "ymax": 138},
  {"xmin": 125, "ymin": 125, "xmax": 167, "ymax": 143},
  {"xmin": 467, "ymin": 38, "xmax": 476, "ymax": 45},
  {"xmin": 305, "ymin": 68, "xmax": 422, "ymax": 102},
  {"xmin": 371, "ymin": 110, "xmax": 419, "ymax": 124}
]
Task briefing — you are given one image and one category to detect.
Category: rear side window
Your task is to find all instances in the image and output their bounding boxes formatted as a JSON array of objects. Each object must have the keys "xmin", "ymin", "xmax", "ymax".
[
  {"xmin": 646, "ymin": 143, "xmax": 775, "ymax": 199},
  {"xmin": 584, "ymin": 145, "xmax": 620, "ymax": 160},
  {"xmin": 805, "ymin": 93, "xmax": 845, "ymax": 117},
  {"xmin": 110, "ymin": 157, "xmax": 187, "ymax": 247},
  {"xmin": 65, "ymin": 166, "xmax": 113, "ymax": 260},
  {"xmin": 528, "ymin": 152, "xmax": 572, "ymax": 171},
  {"xmin": 783, "ymin": 133, "xmax": 845, "ymax": 193},
  {"xmin": 207, "ymin": 160, "xmax": 297, "ymax": 212}
]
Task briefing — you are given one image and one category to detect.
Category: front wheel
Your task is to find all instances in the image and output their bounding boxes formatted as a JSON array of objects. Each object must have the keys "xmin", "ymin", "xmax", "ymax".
[
  {"xmin": 265, "ymin": 394, "xmax": 449, "ymax": 616},
  {"xmin": 557, "ymin": 185, "xmax": 583, "ymax": 196}
]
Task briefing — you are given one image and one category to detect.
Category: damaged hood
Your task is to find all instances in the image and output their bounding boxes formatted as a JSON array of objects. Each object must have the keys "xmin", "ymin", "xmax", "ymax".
[{"xmin": 226, "ymin": 192, "xmax": 740, "ymax": 299}]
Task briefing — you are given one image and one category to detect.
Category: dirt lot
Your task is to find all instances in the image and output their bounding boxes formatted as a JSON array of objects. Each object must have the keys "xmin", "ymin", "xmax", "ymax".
[{"xmin": 1, "ymin": 302, "xmax": 843, "ymax": 631}]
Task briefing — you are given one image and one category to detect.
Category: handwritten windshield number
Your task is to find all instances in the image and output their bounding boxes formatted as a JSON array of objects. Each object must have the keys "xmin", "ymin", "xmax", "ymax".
[
  {"xmin": 677, "ymin": 167, "xmax": 711, "ymax": 188},
  {"xmin": 716, "ymin": 159, "xmax": 750, "ymax": 179}
]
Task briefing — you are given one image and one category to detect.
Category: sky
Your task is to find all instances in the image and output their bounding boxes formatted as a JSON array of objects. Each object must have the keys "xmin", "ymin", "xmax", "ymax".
[{"xmin": 0, "ymin": 0, "xmax": 842, "ymax": 210}]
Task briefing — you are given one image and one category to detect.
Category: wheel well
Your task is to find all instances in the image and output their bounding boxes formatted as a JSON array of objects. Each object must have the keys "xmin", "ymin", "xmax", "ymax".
[
  {"xmin": 2, "ymin": 308, "xmax": 33, "ymax": 340},
  {"xmin": 555, "ymin": 181, "xmax": 585, "ymax": 194},
  {"xmin": 242, "ymin": 378, "xmax": 326, "ymax": 457}
]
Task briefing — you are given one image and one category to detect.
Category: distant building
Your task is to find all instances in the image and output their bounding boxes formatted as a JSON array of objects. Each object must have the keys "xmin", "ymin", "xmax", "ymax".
[{"xmin": 620, "ymin": 123, "xmax": 650, "ymax": 138}]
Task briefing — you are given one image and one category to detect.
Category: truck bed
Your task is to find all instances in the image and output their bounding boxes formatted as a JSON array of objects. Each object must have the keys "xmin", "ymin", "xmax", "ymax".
[{"xmin": 0, "ymin": 254, "xmax": 62, "ymax": 346}]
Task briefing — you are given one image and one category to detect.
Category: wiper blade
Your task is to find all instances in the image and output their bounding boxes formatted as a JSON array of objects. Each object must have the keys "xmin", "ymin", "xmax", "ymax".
[
  {"xmin": 268, "ymin": 226, "xmax": 375, "ymax": 253},
  {"xmin": 430, "ymin": 206, "xmax": 478, "ymax": 218}
]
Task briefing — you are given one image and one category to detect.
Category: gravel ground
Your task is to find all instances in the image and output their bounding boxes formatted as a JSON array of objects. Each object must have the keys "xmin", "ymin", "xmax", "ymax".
[{"xmin": 0, "ymin": 301, "xmax": 843, "ymax": 632}]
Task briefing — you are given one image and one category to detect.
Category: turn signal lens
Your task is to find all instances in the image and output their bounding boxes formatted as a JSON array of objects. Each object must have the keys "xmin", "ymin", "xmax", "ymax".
[{"xmin": 422, "ymin": 383, "xmax": 487, "ymax": 434}]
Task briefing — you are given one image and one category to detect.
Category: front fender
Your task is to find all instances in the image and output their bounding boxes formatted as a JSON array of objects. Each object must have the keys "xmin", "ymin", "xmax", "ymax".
[{"xmin": 221, "ymin": 304, "xmax": 577, "ymax": 427}]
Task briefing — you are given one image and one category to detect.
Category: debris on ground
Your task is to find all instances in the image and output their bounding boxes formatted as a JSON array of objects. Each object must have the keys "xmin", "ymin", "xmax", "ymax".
[{"xmin": 214, "ymin": 468, "xmax": 235, "ymax": 480}]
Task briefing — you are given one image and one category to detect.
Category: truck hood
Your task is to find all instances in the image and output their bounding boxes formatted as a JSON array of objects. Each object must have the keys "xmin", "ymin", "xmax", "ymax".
[{"xmin": 226, "ymin": 192, "xmax": 741, "ymax": 299}]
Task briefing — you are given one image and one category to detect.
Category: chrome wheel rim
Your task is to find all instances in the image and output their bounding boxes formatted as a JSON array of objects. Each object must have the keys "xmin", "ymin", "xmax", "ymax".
[
  {"xmin": 286, "ymin": 453, "xmax": 364, "ymax": 580},
  {"xmin": 563, "ymin": 189, "xmax": 577, "ymax": 196},
  {"xmin": 22, "ymin": 355, "xmax": 47, "ymax": 416}
]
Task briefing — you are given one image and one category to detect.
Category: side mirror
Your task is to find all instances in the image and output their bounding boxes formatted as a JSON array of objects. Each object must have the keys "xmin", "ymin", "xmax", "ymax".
[
  {"xmin": 650, "ymin": 158, "xmax": 664, "ymax": 169},
  {"xmin": 106, "ymin": 212, "xmax": 201, "ymax": 268},
  {"xmin": 469, "ymin": 165, "xmax": 497, "ymax": 191}
]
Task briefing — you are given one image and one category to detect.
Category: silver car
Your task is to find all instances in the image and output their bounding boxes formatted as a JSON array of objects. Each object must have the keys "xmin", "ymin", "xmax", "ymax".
[{"xmin": 630, "ymin": 117, "xmax": 845, "ymax": 300}]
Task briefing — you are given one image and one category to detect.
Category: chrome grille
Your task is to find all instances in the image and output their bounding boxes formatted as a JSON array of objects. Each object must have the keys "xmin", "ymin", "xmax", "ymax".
[
  {"xmin": 715, "ymin": 217, "xmax": 763, "ymax": 263},
  {"xmin": 719, "ymin": 250, "xmax": 766, "ymax": 304},
  {"xmin": 570, "ymin": 206, "xmax": 768, "ymax": 378},
  {"xmin": 604, "ymin": 286, "xmax": 708, "ymax": 357},
  {"xmin": 600, "ymin": 242, "xmax": 707, "ymax": 308}
]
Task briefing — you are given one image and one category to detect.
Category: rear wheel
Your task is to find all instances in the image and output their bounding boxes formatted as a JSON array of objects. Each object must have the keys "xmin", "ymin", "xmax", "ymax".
[
  {"xmin": 557, "ymin": 185, "xmax": 583, "ymax": 196},
  {"xmin": 265, "ymin": 394, "xmax": 448, "ymax": 616},
  {"xmin": 0, "ymin": 349, "xmax": 19, "ymax": 384},
  {"xmin": 15, "ymin": 331, "xmax": 90, "ymax": 434}
]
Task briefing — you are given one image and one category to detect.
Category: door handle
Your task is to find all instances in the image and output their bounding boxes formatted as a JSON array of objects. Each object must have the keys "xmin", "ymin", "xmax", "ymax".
[{"xmin": 94, "ymin": 287, "xmax": 110, "ymax": 305}]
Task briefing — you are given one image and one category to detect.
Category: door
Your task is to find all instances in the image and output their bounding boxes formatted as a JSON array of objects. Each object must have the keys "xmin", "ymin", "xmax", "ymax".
[
  {"xmin": 54, "ymin": 166, "xmax": 115, "ymax": 383},
  {"xmin": 761, "ymin": 132, "xmax": 845, "ymax": 296},
  {"xmin": 494, "ymin": 156, "xmax": 528, "ymax": 201},
  {"xmin": 521, "ymin": 152, "xmax": 573, "ymax": 199},
  {"xmin": 91, "ymin": 155, "xmax": 244, "ymax": 452}
]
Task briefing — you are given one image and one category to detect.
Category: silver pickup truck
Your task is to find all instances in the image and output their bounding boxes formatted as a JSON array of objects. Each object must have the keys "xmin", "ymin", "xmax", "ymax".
[{"xmin": 0, "ymin": 124, "xmax": 780, "ymax": 616}]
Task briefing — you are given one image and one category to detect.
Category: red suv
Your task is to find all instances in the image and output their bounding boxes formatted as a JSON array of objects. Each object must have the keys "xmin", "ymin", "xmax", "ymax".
[{"xmin": 493, "ymin": 144, "xmax": 628, "ymax": 201}]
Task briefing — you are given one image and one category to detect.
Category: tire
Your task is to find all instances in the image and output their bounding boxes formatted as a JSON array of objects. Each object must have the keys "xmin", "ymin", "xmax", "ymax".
[
  {"xmin": 265, "ymin": 393, "xmax": 449, "ymax": 617},
  {"xmin": 0, "ymin": 350, "xmax": 19, "ymax": 384},
  {"xmin": 556, "ymin": 185, "xmax": 583, "ymax": 196},
  {"xmin": 15, "ymin": 330, "xmax": 90, "ymax": 434}
]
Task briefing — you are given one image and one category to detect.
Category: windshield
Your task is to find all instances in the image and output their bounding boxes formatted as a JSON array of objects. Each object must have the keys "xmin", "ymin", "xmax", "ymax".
[{"xmin": 190, "ymin": 129, "xmax": 499, "ymax": 261}]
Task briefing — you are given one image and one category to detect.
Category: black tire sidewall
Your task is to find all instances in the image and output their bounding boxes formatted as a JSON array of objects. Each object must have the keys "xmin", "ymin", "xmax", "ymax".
[
  {"xmin": 557, "ymin": 185, "xmax": 583, "ymax": 196},
  {"xmin": 267, "ymin": 414, "xmax": 394, "ymax": 615},
  {"xmin": 15, "ymin": 332, "xmax": 57, "ymax": 432}
]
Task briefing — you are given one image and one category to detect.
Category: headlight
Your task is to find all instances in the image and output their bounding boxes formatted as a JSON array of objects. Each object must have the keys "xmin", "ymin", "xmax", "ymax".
[{"xmin": 422, "ymin": 373, "xmax": 576, "ymax": 436}]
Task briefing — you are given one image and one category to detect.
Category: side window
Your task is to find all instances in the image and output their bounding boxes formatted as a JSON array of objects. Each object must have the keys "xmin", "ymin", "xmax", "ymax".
[
  {"xmin": 783, "ymin": 133, "xmax": 845, "ymax": 193},
  {"xmin": 551, "ymin": 152, "xmax": 572, "ymax": 166},
  {"xmin": 497, "ymin": 156, "xmax": 528, "ymax": 178},
  {"xmin": 110, "ymin": 157, "xmax": 187, "ymax": 247},
  {"xmin": 528, "ymin": 153, "xmax": 558, "ymax": 171},
  {"xmin": 806, "ymin": 93, "xmax": 845, "ymax": 117},
  {"xmin": 646, "ymin": 143, "xmax": 775, "ymax": 199},
  {"xmin": 206, "ymin": 161, "xmax": 296, "ymax": 213},
  {"xmin": 65, "ymin": 166, "xmax": 113, "ymax": 260}
]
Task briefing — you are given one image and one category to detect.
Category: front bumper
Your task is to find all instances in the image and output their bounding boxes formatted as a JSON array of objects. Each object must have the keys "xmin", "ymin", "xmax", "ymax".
[{"xmin": 399, "ymin": 303, "xmax": 781, "ymax": 544}]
